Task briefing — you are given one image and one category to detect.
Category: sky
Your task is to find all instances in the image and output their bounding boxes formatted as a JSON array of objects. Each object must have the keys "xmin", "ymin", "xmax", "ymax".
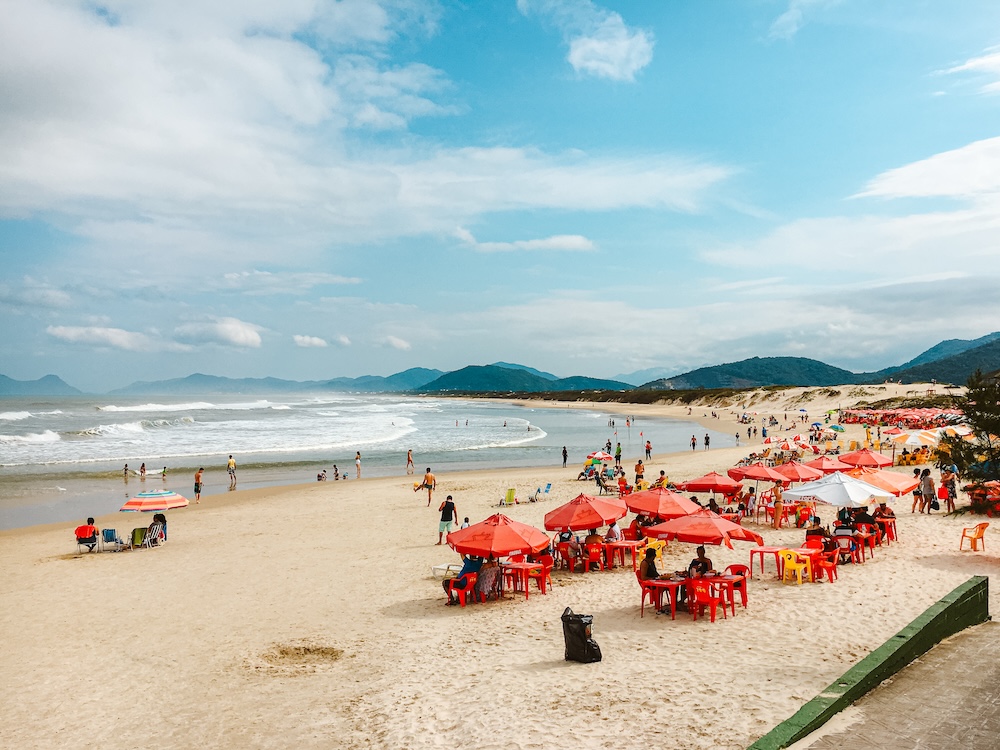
[{"xmin": 2, "ymin": 0, "xmax": 1000, "ymax": 392}]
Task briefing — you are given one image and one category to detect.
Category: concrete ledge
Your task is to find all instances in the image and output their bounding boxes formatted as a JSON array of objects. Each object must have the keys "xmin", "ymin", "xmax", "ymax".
[{"xmin": 748, "ymin": 575, "xmax": 990, "ymax": 750}]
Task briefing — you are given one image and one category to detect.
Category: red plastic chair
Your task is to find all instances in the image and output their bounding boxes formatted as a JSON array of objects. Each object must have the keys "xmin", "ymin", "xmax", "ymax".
[
  {"xmin": 855, "ymin": 524, "xmax": 879, "ymax": 554},
  {"xmin": 635, "ymin": 570, "xmax": 663, "ymax": 617},
  {"xmin": 689, "ymin": 579, "xmax": 727, "ymax": 623},
  {"xmin": 527, "ymin": 555, "xmax": 554, "ymax": 594},
  {"xmin": 583, "ymin": 544, "xmax": 605, "ymax": 572},
  {"xmin": 554, "ymin": 542, "xmax": 574, "ymax": 570},
  {"xmin": 835, "ymin": 536, "xmax": 861, "ymax": 565},
  {"xmin": 446, "ymin": 572, "xmax": 479, "ymax": 607},
  {"xmin": 814, "ymin": 550, "xmax": 839, "ymax": 583},
  {"xmin": 622, "ymin": 527, "xmax": 638, "ymax": 541},
  {"xmin": 803, "ymin": 537, "xmax": 825, "ymax": 550},
  {"xmin": 724, "ymin": 565, "xmax": 750, "ymax": 609}
]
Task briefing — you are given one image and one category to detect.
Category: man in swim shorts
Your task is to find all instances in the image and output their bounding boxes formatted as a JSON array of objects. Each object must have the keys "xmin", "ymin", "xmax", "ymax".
[
  {"xmin": 227, "ymin": 455, "xmax": 236, "ymax": 487},
  {"xmin": 194, "ymin": 467, "xmax": 204, "ymax": 503}
]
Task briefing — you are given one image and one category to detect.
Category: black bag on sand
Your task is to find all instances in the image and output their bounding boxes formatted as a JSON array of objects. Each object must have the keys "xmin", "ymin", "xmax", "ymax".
[{"xmin": 561, "ymin": 607, "xmax": 602, "ymax": 663}]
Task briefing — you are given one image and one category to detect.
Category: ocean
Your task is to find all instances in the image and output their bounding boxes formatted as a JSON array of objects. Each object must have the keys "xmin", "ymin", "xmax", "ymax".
[{"xmin": 0, "ymin": 393, "xmax": 731, "ymax": 529}]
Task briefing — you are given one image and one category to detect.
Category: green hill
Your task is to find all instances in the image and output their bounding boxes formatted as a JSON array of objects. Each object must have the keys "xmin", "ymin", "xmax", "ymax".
[
  {"xmin": 867, "ymin": 331, "xmax": 1000, "ymax": 379},
  {"xmin": 883, "ymin": 339, "xmax": 1000, "ymax": 385},
  {"xmin": 418, "ymin": 365, "xmax": 632, "ymax": 393},
  {"xmin": 0, "ymin": 374, "xmax": 82, "ymax": 396},
  {"xmin": 640, "ymin": 357, "xmax": 858, "ymax": 390}
]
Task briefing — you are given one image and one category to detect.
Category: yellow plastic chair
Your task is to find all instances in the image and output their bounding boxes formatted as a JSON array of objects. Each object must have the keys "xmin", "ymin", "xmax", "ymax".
[
  {"xmin": 644, "ymin": 539, "xmax": 666, "ymax": 562},
  {"xmin": 780, "ymin": 550, "xmax": 811, "ymax": 585},
  {"xmin": 960, "ymin": 522, "xmax": 989, "ymax": 552},
  {"xmin": 499, "ymin": 488, "xmax": 517, "ymax": 506}
]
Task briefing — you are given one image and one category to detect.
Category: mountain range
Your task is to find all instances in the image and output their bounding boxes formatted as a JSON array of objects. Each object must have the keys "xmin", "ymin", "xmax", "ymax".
[{"xmin": 2, "ymin": 335, "xmax": 999, "ymax": 396}]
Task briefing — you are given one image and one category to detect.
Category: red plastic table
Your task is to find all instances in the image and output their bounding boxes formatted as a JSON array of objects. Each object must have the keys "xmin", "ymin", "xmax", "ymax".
[
  {"xmin": 644, "ymin": 578, "xmax": 686, "ymax": 620},
  {"xmin": 605, "ymin": 540, "xmax": 645, "ymax": 569},
  {"xmin": 500, "ymin": 561, "xmax": 542, "ymax": 599},
  {"xmin": 749, "ymin": 546, "xmax": 785, "ymax": 578}
]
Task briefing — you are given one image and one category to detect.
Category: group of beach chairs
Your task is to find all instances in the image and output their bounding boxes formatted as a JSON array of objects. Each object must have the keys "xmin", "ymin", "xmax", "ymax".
[
  {"xmin": 75, "ymin": 522, "xmax": 165, "ymax": 553},
  {"xmin": 499, "ymin": 483, "xmax": 552, "ymax": 506}
]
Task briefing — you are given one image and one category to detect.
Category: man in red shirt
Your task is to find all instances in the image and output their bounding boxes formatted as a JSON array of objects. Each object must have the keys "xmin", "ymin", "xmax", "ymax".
[{"xmin": 75, "ymin": 517, "xmax": 99, "ymax": 552}]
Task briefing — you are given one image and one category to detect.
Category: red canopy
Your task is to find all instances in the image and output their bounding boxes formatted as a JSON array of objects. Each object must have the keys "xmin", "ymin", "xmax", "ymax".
[
  {"xmin": 644, "ymin": 509, "xmax": 764, "ymax": 549},
  {"xmin": 728, "ymin": 462, "xmax": 787, "ymax": 483},
  {"xmin": 446, "ymin": 513, "xmax": 550, "ymax": 557},
  {"xmin": 543, "ymin": 493, "xmax": 627, "ymax": 532},
  {"xmin": 624, "ymin": 488, "xmax": 700, "ymax": 520},
  {"xmin": 804, "ymin": 456, "xmax": 853, "ymax": 474},
  {"xmin": 774, "ymin": 461, "xmax": 825, "ymax": 483},
  {"xmin": 839, "ymin": 448, "xmax": 893, "ymax": 468},
  {"xmin": 678, "ymin": 472, "xmax": 742, "ymax": 494}
]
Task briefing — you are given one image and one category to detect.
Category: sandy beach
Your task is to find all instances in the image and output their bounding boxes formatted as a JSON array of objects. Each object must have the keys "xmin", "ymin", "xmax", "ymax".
[{"xmin": 2, "ymin": 383, "xmax": 995, "ymax": 750}]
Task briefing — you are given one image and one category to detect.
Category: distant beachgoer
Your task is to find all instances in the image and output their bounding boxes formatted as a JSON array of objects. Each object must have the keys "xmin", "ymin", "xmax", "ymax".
[
  {"xmin": 690, "ymin": 435, "xmax": 696, "ymax": 451},
  {"xmin": 704, "ymin": 434, "xmax": 710, "ymax": 451},
  {"xmin": 406, "ymin": 450, "xmax": 414, "ymax": 475},
  {"xmin": 355, "ymin": 451, "xmax": 362, "ymax": 479},
  {"xmin": 634, "ymin": 460, "xmax": 644, "ymax": 486},
  {"xmin": 460, "ymin": 516, "xmax": 470, "ymax": 529},
  {"xmin": 645, "ymin": 441, "xmax": 652, "ymax": 459},
  {"xmin": 318, "ymin": 470, "xmax": 327, "ymax": 481},
  {"xmin": 227, "ymin": 455, "xmax": 237, "ymax": 487},
  {"xmin": 123, "ymin": 464, "xmax": 129, "ymax": 479},
  {"xmin": 614, "ymin": 443, "xmax": 622, "ymax": 466},
  {"xmin": 418, "ymin": 468, "xmax": 436, "ymax": 506},
  {"xmin": 139, "ymin": 463, "xmax": 146, "ymax": 479},
  {"xmin": 562, "ymin": 446, "xmax": 568, "ymax": 468},
  {"xmin": 161, "ymin": 466, "xmax": 167, "ymax": 479},
  {"xmin": 194, "ymin": 468, "xmax": 204, "ymax": 503},
  {"xmin": 437, "ymin": 495, "xmax": 457, "ymax": 545}
]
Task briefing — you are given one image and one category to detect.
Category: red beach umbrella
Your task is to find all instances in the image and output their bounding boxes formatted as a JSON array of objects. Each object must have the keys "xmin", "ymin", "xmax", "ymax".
[
  {"xmin": 446, "ymin": 513, "xmax": 550, "ymax": 558},
  {"xmin": 846, "ymin": 467, "xmax": 920, "ymax": 496},
  {"xmin": 774, "ymin": 461, "xmax": 825, "ymax": 483},
  {"xmin": 543, "ymin": 493, "xmax": 627, "ymax": 532},
  {"xmin": 120, "ymin": 490, "xmax": 189, "ymax": 512},
  {"xmin": 644, "ymin": 509, "xmax": 764, "ymax": 550},
  {"xmin": 727, "ymin": 462, "xmax": 787, "ymax": 483},
  {"xmin": 804, "ymin": 456, "xmax": 853, "ymax": 474},
  {"xmin": 624, "ymin": 488, "xmax": 701, "ymax": 519},
  {"xmin": 839, "ymin": 448, "xmax": 893, "ymax": 468},
  {"xmin": 678, "ymin": 472, "xmax": 742, "ymax": 494}
]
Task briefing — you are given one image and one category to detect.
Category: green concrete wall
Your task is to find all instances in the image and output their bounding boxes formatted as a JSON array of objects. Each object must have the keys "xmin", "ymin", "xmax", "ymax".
[{"xmin": 748, "ymin": 575, "xmax": 990, "ymax": 750}]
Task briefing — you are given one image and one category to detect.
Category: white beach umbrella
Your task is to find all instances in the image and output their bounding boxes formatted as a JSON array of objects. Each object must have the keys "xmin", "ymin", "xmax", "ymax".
[{"xmin": 782, "ymin": 472, "xmax": 895, "ymax": 508}]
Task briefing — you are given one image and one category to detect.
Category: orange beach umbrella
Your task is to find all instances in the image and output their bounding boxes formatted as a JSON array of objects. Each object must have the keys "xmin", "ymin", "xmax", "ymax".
[
  {"xmin": 446, "ymin": 513, "xmax": 550, "ymax": 558},
  {"xmin": 543, "ymin": 493, "xmax": 627, "ymax": 532},
  {"xmin": 644, "ymin": 509, "xmax": 764, "ymax": 549},
  {"xmin": 624, "ymin": 488, "xmax": 701, "ymax": 520}
]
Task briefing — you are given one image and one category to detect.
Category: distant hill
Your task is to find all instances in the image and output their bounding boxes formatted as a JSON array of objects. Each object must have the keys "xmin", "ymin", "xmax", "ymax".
[
  {"xmin": 867, "ymin": 331, "xmax": 1000, "ymax": 379},
  {"xmin": 110, "ymin": 368, "xmax": 444, "ymax": 395},
  {"xmin": 640, "ymin": 357, "xmax": 858, "ymax": 390},
  {"xmin": 418, "ymin": 365, "xmax": 632, "ymax": 393},
  {"xmin": 0, "ymin": 374, "xmax": 82, "ymax": 396},
  {"xmin": 613, "ymin": 366, "xmax": 683, "ymax": 386},
  {"xmin": 882, "ymin": 339, "xmax": 1000, "ymax": 385},
  {"xmin": 490, "ymin": 362, "xmax": 559, "ymax": 380}
]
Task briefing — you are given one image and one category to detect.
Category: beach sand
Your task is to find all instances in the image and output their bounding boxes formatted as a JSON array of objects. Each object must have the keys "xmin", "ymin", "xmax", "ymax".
[{"xmin": 2, "ymin": 382, "xmax": 995, "ymax": 750}]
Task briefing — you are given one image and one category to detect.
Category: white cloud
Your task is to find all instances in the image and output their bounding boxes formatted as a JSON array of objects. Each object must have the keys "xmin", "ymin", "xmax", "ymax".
[
  {"xmin": 46, "ymin": 325, "xmax": 189, "ymax": 352},
  {"xmin": 518, "ymin": 0, "xmax": 654, "ymax": 81},
  {"xmin": 293, "ymin": 334, "xmax": 327, "ymax": 347},
  {"xmin": 943, "ymin": 47, "xmax": 1000, "ymax": 94},
  {"xmin": 0, "ymin": 279, "xmax": 72, "ymax": 310},
  {"xmin": 768, "ymin": 0, "xmax": 836, "ymax": 41},
  {"xmin": 174, "ymin": 317, "xmax": 263, "ymax": 348},
  {"xmin": 857, "ymin": 136, "xmax": 1000, "ymax": 200},
  {"xmin": 221, "ymin": 270, "xmax": 362, "ymax": 294},
  {"xmin": 335, "ymin": 334, "xmax": 352, "ymax": 346},
  {"xmin": 454, "ymin": 226, "xmax": 595, "ymax": 252},
  {"xmin": 382, "ymin": 335, "xmax": 411, "ymax": 351}
]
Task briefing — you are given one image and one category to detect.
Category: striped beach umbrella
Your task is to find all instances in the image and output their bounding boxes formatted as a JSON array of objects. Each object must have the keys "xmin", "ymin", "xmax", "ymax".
[{"xmin": 121, "ymin": 490, "xmax": 189, "ymax": 512}]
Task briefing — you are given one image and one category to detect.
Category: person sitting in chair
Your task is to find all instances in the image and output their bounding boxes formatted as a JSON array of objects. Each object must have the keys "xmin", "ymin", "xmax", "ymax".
[
  {"xmin": 604, "ymin": 519, "xmax": 623, "ymax": 542},
  {"xmin": 443, "ymin": 555, "xmax": 482, "ymax": 605},
  {"xmin": 74, "ymin": 517, "xmax": 100, "ymax": 552},
  {"xmin": 639, "ymin": 547, "xmax": 669, "ymax": 581},
  {"xmin": 688, "ymin": 545, "xmax": 713, "ymax": 576}
]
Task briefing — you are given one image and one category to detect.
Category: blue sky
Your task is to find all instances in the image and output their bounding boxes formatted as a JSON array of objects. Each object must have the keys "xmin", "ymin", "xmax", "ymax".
[{"xmin": 3, "ymin": 0, "xmax": 1000, "ymax": 392}]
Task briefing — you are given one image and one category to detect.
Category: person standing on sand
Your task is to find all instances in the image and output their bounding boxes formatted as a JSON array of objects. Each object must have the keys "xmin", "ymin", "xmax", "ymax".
[
  {"xmin": 614, "ymin": 442, "xmax": 622, "ymax": 466},
  {"xmin": 704, "ymin": 434, "xmax": 710, "ymax": 450},
  {"xmin": 690, "ymin": 435, "xmax": 696, "ymax": 451},
  {"xmin": 194, "ymin": 467, "xmax": 204, "ymax": 504},
  {"xmin": 437, "ymin": 495, "xmax": 457, "ymax": 545},
  {"xmin": 355, "ymin": 451, "xmax": 362, "ymax": 479},
  {"xmin": 227, "ymin": 455, "xmax": 237, "ymax": 487},
  {"xmin": 406, "ymin": 450, "xmax": 414, "ymax": 475},
  {"xmin": 418, "ymin": 468, "xmax": 436, "ymax": 506},
  {"xmin": 645, "ymin": 440, "xmax": 652, "ymax": 459},
  {"xmin": 562, "ymin": 446, "xmax": 568, "ymax": 468}
]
